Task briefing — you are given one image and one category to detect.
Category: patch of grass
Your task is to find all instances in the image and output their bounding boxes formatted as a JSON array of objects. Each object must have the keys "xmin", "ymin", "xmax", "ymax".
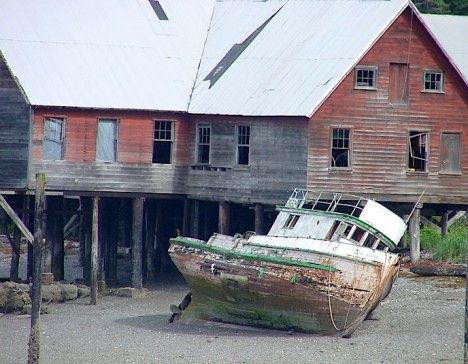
[{"xmin": 420, "ymin": 220, "xmax": 468, "ymax": 263}]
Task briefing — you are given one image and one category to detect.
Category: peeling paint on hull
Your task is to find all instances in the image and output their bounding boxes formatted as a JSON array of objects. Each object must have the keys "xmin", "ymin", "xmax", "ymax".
[{"xmin": 169, "ymin": 242, "xmax": 399, "ymax": 337}]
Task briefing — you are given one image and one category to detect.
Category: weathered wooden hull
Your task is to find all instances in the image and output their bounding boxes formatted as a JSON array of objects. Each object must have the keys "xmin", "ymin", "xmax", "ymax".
[{"xmin": 169, "ymin": 239, "xmax": 399, "ymax": 337}]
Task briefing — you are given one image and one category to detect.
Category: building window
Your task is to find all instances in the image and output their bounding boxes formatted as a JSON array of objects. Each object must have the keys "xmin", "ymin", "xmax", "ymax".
[
  {"xmin": 440, "ymin": 133, "xmax": 460, "ymax": 174},
  {"xmin": 423, "ymin": 70, "xmax": 443, "ymax": 92},
  {"xmin": 96, "ymin": 118, "xmax": 118, "ymax": 162},
  {"xmin": 331, "ymin": 128, "xmax": 350, "ymax": 168},
  {"xmin": 43, "ymin": 117, "xmax": 64, "ymax": 160},
  {"xmin": 153, "ymin": 121, "xmax": 173, "ymax": 164},
  {"xmin": 408, "ymin": 131, "xmax": 428, "ymax": 172},
  {"xmin": 237, "ymin": 125, "xmax": 250, "ymax": 165},
  {"xmin": 197, "ymin": 124, "xmax": 211, "ymax": 164},
  {"xmin": 389, "ymin": 63, "xmax": 409, "ymax": 105},
  {"xmin": 355, "ymin": 66, "xmax": 377, "ymax": 89}
]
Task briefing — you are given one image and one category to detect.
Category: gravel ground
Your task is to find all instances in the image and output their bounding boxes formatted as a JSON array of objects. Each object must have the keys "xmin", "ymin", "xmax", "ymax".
[{"xmin": 0, "ymin": 272, "xmax": 465, "ymax": 364}]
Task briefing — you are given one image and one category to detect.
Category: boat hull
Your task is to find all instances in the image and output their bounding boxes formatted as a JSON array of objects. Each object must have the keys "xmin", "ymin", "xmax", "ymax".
[{"xmin": 169, "ymin": 241, "xmax": 399, "ymax": 337}]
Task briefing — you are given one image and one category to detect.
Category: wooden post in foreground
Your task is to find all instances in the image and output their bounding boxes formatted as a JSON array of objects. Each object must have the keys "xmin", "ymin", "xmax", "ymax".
[
  {"xmin": 218, "ymin": 201, "xmax": 230, "ymax": 235},
  {"xmin": 441, "ymin": 211, "xmax": 449, "ymax": 237},
  {"xmin": 28, "ymin": 173, "xmax": 46, "ymax": 364},
  {"xmin": 90, "ymin": 196, "xmax": 99, "ymax": 305}
]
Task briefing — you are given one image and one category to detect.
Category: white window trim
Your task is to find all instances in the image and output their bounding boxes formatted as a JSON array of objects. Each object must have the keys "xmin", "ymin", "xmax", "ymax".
[{"xmin": 354, "ymin": 65, "xmax": 378, "ymax": 90}]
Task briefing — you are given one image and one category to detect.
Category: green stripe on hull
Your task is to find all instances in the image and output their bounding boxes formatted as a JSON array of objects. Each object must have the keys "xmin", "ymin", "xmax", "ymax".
[{"xmin": 170, "ymin": 237, "xmax": 337, "ymax": 272}]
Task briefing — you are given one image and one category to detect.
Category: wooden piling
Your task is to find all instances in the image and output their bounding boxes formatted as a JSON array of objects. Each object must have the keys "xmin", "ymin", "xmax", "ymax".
[
  {"xmin": 132, "ymin": 198, "xmax": 144, "ymax": 289},
  {"xmin": 441, "ymin": 211, "xmax": 449, "ymax": 237},
  {"xmin": 409, "ymin": 207, "xmax": 421, "ymax": 263},
  {"xmin": 218, "ymin": 201, "xmax": 230, "ymax": 235},
  {"xmin": 182, "ymin": 199, "xmax": 191, "ymax": 236},
  {"xmin": 52, "ymin": 196, "xmax": 64, "ymax": 281},
  {"xmin": 145, "ymin": 200, "xmax": 156, "ymax": 281},
  {"xmin": 10, "ymin": 226, "xmax": 21, "ymax": 282},
  {"xmin": 28, "ymin": 173, "xmax": 45, "ymax": 364},
  {"xmin": 90, "ymin": 196, "xmax": 99, "ymax": 305},
  {"xmin": 192, "ymin": 200, "xmax": 200, "ymax": 239},
  {"xmin": 254, "ymin": 203, "xmax": 264, "ymax": 235}
]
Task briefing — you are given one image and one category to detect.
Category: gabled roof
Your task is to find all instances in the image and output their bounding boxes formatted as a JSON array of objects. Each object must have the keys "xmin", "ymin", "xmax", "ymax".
[
  {"xmin": 0, "ymin": 0, "xmax": 464, "ymax": 117},
  {"xmin": 0, "ymin": 0, "xmax": 214, "ymax": 111},
  {"xmin": 189, "ymin": 0, "xmax": 409, "ymax": 117},
  {"xmin": 421, "ymin": 14, "xmax": 468, "ymax": 82}
]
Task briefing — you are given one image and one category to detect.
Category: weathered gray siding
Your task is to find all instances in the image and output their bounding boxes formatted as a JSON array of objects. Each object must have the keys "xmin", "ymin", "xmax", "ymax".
[
  {"xmin": 186, "ymin": 116, "xmax": 308, "ymax": 204},
  {"xmin": 0, "ymin": 54, "xmax": 30, "ymax": 189}
]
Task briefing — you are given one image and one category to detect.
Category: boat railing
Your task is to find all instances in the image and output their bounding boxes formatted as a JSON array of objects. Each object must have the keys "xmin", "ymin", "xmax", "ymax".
[{"xmin": 285, "ymin": 189, "xmax": 368, "ymax": 217}]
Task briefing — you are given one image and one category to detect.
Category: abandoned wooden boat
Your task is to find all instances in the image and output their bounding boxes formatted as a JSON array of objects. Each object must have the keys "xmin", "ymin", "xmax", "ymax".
[{"xmin": 168, "ymin": 189, "xmax": 407, "ymax": 337}]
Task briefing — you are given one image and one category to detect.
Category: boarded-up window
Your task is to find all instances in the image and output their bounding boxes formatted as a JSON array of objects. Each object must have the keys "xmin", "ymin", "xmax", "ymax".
[
  {"xmin": 408, "ymin": 131, "xmax": 427, "ymax": 172},
  {"xmin": 331, "ymin": 128, "xmax": 350, "ymax": 168},
  {"xmin": 197, "ymin": 124, "xmax": 211, "ymax": 164},
  {"xmin": 440, "ymin": 133, "xmax": 460, "ymax": 173},
  {"xmin": 153, "ymin": 120, "xmax": 173, "ymax": 164},
  {"xmin": 389, "ymin": 63, "xmax": 409, "ymax": 105},
  {"xmin": 96, "ymin": 119, "xmax": 118, "ymax": 162},
  {"xmin": 43, "ymin": 117, "xmax": 64, "ymax": 160},
  {"xmin": 237, "ymin": 125, "xmax": 250, "ymax": 165}
]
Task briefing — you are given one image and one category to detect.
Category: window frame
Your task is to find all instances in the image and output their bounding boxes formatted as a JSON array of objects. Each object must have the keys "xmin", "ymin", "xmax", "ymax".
[
  {"xmin": 422, "ymin": 69, "xmax": 444, "ymax": 93},
  {"xmin": 96, "ymin": 117, "xmax": 119, "ymax": 163},
  {"xmin": 330, "ymin": 127, "xmax": 352, "ymax": 169},
  {"xmin": 196, "ymin": 123, "xmax": 211, "ymax": 164},
  {"xmin": 43, "ymin": 116, "xmax": 65, "ymax": 161},
  {"xmin": 236, "ymin": 125, "xmax": 250, "ymax": 166},
  {"xmin": 354, "ymin": 65, "xmax": 378, "ymax": 90},
  {"xmin": 407, "ymin": 130, "xmax": 429, "ymax": 173},
  {"xmin": 152, "ymin": 119, "xmax": 174, "ymax": 164}
]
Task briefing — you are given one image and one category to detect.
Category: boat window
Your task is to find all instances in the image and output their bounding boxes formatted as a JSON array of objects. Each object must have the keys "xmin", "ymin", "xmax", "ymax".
[
  {"xmin": 283, "ymin": 214, "xmax": 300, "ymax": 229},
  {"xmin": 373, "ymin": 240, "xmax": 387, "ymax": 251},
  {"xmin": 362, "ymin": 234, "xmax": 378, "ymax": 247},
  {"xmin": 326, "ymin": 221, "xmax": 340, "ymax": 240},
  {"xmin": 349, "ymin": 227, "xmax": 365, "ymax": 243}
]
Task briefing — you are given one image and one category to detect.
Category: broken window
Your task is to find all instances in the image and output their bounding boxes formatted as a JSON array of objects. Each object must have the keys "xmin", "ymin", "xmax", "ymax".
[
  {"xmin": 355, "ymin": 66, "xmax": 377, "ymax": 89},
  {"xmin": 283, "ymin": 214, "xmax": 300, "ymax": 229},
  {"xmin": 331, "ymin": 128, "xmax": 350, "ymax": 168},
  {"xmin": 43, "ymin": 117, "xmax": 64, "ymax": 160},
  {"xmin": 440, "ymin": 133, "xmax": 460, "ymax": 174},
  {"xmin": 408, "ymin": 131, "xmax": 428, "ymax": 172},
  {"xmin": 423, "ymin": 70, "xmax": 443, "ymax": 92},
  {"xmin": 96, "ymin": 118, "xmax": 118, "ymax": 162},
  {"xmin": 197, "ymin": 124, "xmax": 211, "ymax": 164},
  {"xmin": 153, "ymin": 120, "xmax": 173, "ymax": 164},
  {"xmin": 237, "ymin": 125, "xmax": 250, "ymax": 165},
  {"xmin": 389, "ymin": 63, "xmax": 409, "ymax": 105},
  {"xmin": 149, "ymin": 0, "xmax": 168, "ymax": 20}
]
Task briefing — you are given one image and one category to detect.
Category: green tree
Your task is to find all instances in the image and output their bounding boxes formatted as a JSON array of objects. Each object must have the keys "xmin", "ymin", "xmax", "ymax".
[{"xmin": 414, "ymin": 0, "xmax": 468, "ymax": 14}]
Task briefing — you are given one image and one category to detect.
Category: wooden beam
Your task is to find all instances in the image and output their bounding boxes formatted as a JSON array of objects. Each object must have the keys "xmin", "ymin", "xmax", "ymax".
[
  {"xmin": 182, "ymin": 199, "xmax": 191, "ymax": 236},
  {"xmin": 132, "ymin": 198, "xmax": 144, "ymax": 289},
  {"xmin": 192, "ymin": 200, "xmax": 200, "ymax": 239},
  {"xmin": 441, "ymin": 211, "xmax": 449, "ymax": 237},
  {"xmin": 0, "ymin": 194, "xmax": 33, "ymax": 243},
  {"xmin": 448, "ymin": 211, "xmax": 466, "ymax": 228},
  {"xmin": 420, "ymin": 216, "xmax": 440, "ymax": 233},
  {"xmin": 28, "ymin": 173, "xmax": 46, "ymax": 364}
]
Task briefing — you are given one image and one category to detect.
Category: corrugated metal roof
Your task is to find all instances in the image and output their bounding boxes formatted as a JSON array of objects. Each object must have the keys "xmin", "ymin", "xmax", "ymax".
[
  {"xmin": 0, "ymin": 0, "xmax": 214, "ymax": 111},
  {"xmin": 188, "ymin": 0, "xmax": 409, "ymax": 116},
  {"xmin": 421, "ymin": 14, "xmax": 468, "ymax": 82},
  {"xmin": 6, "ymin": 0, "xmax": 461, "ymax": 116}
]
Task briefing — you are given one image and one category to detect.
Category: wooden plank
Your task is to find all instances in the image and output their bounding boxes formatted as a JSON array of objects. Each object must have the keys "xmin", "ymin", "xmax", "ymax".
[
  {"xmin": 28, "ymin": 173, "xmax": 46, "ymax": 364},
  {"xmin": 0, "ymin": 194, "xmax": 33, "ymax": 243},
  {"xmin": 218, "ymin": 201, "xmax": 230, "ymax": 235},
  {"xmin": 254, "ymin": 203, "xmax": 264, "ymax": 235}
]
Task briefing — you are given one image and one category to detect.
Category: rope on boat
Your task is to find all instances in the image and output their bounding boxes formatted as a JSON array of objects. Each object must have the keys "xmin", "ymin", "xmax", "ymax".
[{"xmin": 327, "ymin": 245, "xmax": 359, "ymax": 332}]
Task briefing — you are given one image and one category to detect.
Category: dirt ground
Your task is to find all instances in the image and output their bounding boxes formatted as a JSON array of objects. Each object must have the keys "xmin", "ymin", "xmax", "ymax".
[{"xmin": 0, "ymin": 271, "xmax": 465, "ymax": 364}]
